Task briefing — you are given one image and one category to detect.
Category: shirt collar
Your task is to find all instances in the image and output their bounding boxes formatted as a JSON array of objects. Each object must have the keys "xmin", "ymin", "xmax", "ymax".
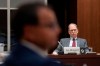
[
  {"xmin": 21, "ymin": 39, "xmax": 48, "ymax": 58},
  {"xmin": 70, "ymin": 37, "xmax": 77, "ymax": 40}
]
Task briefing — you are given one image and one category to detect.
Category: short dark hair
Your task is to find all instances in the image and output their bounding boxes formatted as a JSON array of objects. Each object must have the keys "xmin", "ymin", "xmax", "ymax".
[{"xmin": 12, "ymin": 2, "xmax": 51, "ymax": 39}]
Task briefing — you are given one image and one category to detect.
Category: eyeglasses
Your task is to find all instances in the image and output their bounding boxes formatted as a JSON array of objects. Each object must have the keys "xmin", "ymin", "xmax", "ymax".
[{"xmin": 69, "ymin": 29, "xmax": 77, "ymax": 32}]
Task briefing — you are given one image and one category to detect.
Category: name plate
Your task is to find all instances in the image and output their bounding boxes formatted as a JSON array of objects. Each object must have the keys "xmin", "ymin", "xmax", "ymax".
[{"xmin": 64, "ymin": 47, "xmax": 80, "ymax": 54}]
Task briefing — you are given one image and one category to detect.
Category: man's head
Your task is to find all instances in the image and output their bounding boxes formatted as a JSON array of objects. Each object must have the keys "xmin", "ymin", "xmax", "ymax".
[
  {"xmin": 12, "ymin": 3, "xmax": 61, "ymax": 50},
  {"xmin": 68, "ymin": 23, "xmax": 78, "ymax": 38}
]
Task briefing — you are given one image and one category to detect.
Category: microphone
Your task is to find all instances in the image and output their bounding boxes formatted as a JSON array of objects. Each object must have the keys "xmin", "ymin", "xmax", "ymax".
[
  {"xmin": 58, "ymin": 41, "xmax": 64, "ymax": 48},
  {"xmin": 57, "ymin": 41, "xmax": 64, "ymax": 55}
]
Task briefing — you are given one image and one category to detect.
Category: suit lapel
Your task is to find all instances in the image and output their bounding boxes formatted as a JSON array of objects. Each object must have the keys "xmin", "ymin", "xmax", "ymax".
[
  {"xmin": 77, "ymin": 38, "xmax": 80, "ymax": 47},
  {"xmin": 67, "ymin": 38, "xmax": 70, "ymax": 47}
]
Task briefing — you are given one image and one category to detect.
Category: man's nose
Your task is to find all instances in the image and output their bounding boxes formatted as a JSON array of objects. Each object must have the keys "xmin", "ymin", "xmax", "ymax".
[{"xmin": 72, "ymin": 30, "xmax": 75, "ymax": 33}]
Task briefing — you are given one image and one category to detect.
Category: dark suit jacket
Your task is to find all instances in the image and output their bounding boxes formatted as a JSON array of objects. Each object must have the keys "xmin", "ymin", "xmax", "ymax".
[
  {"xmin": 55, "ymin": 38, "xmax": 88, "ymax": 53},
  {"xmin": 2, "ymin": 43, "xmax": 63, "ymax": 66}
]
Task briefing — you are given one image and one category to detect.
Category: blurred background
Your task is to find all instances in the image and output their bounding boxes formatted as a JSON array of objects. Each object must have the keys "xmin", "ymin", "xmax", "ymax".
[{"xmin": 0, "ymin": 0, "xmax": 100, "ymax": 52}]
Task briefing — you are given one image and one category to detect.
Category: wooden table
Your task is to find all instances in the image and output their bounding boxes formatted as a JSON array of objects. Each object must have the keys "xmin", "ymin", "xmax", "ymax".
[{"xmin": 49, "ymin": 54, "xmax": 100, "ymax": 66}]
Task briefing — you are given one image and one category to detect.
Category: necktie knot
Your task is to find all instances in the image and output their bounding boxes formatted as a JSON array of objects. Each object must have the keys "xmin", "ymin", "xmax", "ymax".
[{"xmin": 73, "ymin": 38, "xmax": 75, "ymax": 41}]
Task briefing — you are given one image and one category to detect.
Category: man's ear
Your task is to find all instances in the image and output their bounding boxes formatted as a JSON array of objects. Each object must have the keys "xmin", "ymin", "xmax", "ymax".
[{"xmin": 68, "ymin": 30, "xmax": 70, "ymax": 34}]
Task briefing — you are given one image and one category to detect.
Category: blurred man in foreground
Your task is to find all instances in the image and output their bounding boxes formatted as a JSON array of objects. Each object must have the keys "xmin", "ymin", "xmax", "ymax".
[
  {"xmin": 3, "ymin": 2, "xmax": 63, "ymax": 66},
  {"xmin": 53, "ymin": 23, "xmax": 88, "ymax": 55}
]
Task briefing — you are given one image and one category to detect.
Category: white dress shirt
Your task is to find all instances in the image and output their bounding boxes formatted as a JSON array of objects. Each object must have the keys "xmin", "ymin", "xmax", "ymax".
[
  {"xmin": 21, "ymin": 39, "xmax": 48, "ymax": 58},
  {"xmin": 69, "ymin": 37, "xmax": 77, "ymax": 47}
]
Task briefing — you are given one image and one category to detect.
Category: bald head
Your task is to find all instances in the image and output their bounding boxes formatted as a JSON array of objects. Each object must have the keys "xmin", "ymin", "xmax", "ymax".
[
  {"xmin": 68, "ymin": 23, "xmax": 78, "ymax": 38},
  {"xmin": 68, "ymin": 23, "xmax": 78, "ymax": 30}
]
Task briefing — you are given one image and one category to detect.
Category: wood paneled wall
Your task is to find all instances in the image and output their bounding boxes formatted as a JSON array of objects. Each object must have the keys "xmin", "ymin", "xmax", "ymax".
[{"xmin": 77, "ymin": 0, "xmax": 100, "ymax": 52}]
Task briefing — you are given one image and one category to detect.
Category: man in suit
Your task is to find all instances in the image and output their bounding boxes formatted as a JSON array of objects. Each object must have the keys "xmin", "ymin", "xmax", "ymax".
[
  {"xmin": 2, "ymin": 2, "xmax": 64, "ymax": 66},
  {"xmin": 53, "ymin": 23, "xmax": 88, "ymax": 54}
]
